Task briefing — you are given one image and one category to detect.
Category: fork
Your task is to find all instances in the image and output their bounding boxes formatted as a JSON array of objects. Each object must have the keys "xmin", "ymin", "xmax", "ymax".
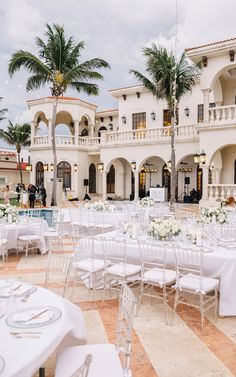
[
  {"xmin": 11, "ymin": 334, "xmax": 41, "ymax": 339},
  {"xmin": 20, "ymin": 290, "xmax": 34, "ymax": 302}
]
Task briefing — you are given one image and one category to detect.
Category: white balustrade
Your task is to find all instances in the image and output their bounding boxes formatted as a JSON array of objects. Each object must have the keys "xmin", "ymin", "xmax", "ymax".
[
  {"xmin": 208, "ymin": 184, "xmax": 236, "ymax": 201},
  {"xmin": 55, "ymin": 135, "xmax": 75, "ymax": 145},
  {"xmin": 78, "ymin": 137, "xmax": 100, "ymax": 149},
  {"xmin": 33, "ymin": 136, "xmax": 49, "ymax": 145},
  {"xmin": 209, "ymin": 105, "xmax": 236, "ymax": 124}
]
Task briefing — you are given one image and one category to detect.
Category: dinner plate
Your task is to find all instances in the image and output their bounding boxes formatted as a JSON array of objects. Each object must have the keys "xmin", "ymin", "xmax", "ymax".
[
  {"xmin": 0, "ymin": 355, "xmax": 5, "ymax": 374},
  {"xmin": 6, "ymin": 306, "xmax": 62, "ymax": 329},
  {"xmin": 0, "ymin": 281, "xmax": 37, "ymax": 299}
]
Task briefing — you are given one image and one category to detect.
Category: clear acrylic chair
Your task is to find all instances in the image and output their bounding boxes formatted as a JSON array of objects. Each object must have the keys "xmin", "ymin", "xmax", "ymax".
[
  {"xmin": 17, "ymin": 221, "xmax": 43, "ymax": 257},
  {"xmin": 0, "ymin": 226, "xmax": 8, "ymax": 262},
  {"xmin": 71, "ymin": 236, "xmax": 105, "ymax": 301},
  {"xmin": 44, "ymin": 213, "xmax": 64, "ymax": 253},
  {"xmin": 102, "ymin": 237, "xmax": 141, "ymax": 303},
  {"xmin": 173, "ymin": 245, "xmax": 219, "ymax": 334},
  {"xmin": 138, "ymin": 241, "xmax": 176, "ymax": 323},
  {"xmin": 45, "ymin": 253, "xmax": 72, "ymax": 297},
  {"xmin": 55, "ymin": 284, "xmax": 137, "ymax": 377}
]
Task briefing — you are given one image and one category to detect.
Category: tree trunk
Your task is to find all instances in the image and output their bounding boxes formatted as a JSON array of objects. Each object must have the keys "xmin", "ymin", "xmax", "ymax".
[
  {"xmin": 170, "ymin": 115, "xmax": 177, "ymax": 209},
  {"xmin": 17, "ymin": 151, "xmax": 23, "ymax": 187},
  {"xmin": 51, "ymin": 97, "xmax": 58, "ymax": 206}
]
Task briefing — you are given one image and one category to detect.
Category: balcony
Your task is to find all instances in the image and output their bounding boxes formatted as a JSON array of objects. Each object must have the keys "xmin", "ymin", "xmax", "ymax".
[
  {"xmin": 208, "ymin": 184, "xmax": 236, "ymax": 201},
  {"xmin": 209, "ymin": 105, "xmax": 236, "ymax": 124}
]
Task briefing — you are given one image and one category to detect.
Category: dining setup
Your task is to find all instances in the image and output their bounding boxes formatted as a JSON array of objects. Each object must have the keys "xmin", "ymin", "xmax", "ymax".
[{"xmin": 0, "ymin": 198, "xmax": 236, "ymax": 376}]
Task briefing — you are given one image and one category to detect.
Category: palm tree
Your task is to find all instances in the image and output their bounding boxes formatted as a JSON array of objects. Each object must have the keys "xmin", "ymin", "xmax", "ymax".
[
  {"xmin": 0, "ymin": 121, "xmax": 31, "ymax": 186},
  {"xmin": 8, "ymin": 23, "xmax": 110, "ymax": 206},
  {"xmin": 131, "ymin": 45, "xmax": 199, "ymax": 205},
  {"xmin": 0, "ymin": 98, "xmax": 7, "ymax": 122}
]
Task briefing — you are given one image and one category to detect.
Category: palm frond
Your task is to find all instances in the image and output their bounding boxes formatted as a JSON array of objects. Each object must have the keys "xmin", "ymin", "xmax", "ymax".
[{"xmin": 69, "ymin": 82, "xmax": 99, "ymax": 95}]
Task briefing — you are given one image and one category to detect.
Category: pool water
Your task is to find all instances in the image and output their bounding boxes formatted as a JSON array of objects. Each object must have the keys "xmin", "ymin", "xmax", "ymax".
[{"xmin": 18, "ymin": 209, "xmax": 55, "ymax": 227}]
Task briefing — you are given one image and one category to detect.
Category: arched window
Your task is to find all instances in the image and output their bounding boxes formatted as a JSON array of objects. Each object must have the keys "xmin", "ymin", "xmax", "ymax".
[
  {"xmin": 107, "ymin": 164, "xmax": 115, "ymax": 193},
  {"xmin": 81, "ymin": 128, "xmax": 89, "ymax": 137},
  {"xmin": 89, "ymin": 163, "xmax": 96, "ymax": 193},
  {"xmin": 162, "ymin": 164, "xmax": 170, "ymax": 200},
  {"xmin": 35, "ymin": 161, "xmax": 44, "ymax": 186},
  {"xmin": 98, "ymin": 126, "xmax": 107, "ymax": 138},
  {"xmin": 57, "ymin": 161, "xmax": 71, "ymax": 189}
]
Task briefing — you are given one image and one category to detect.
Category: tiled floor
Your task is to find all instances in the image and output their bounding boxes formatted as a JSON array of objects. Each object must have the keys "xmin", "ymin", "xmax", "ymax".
[{"xmin": 1, "ymin": 204, "xmax": 236, "ymax": 377}]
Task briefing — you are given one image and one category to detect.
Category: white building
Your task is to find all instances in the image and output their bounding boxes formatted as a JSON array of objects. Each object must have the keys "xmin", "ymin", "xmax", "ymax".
[{"xmin": 28, "ymin": 38, "xmax": 236, "ymax": 204}]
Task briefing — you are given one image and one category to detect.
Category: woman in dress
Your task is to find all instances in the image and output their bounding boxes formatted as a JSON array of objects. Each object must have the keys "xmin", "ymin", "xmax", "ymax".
[
  {"xmin": 3, "ymin": 185, "xmax": 10, "ymax": 204},
  {"xmin": 226, "ymin": 196, "xmax": 235, "ymax": 208}
]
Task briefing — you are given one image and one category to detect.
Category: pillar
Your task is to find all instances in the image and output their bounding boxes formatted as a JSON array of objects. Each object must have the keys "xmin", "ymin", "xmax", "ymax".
[
  {"xmin": 202, "ymin": 89, "xmax": 211, "ymax": 124},
  {"xmin": 202, "ymin": 165, "xmax": 209, "ymax": 200},
  {"xmin": 48, "ymin": 119, "xmax": 52, "ymax": 145},
  {"xmin": 31, "ymin": 121, "xmax": 36, "ymax": 145},
  {"xmin": 90, "ymin": 124, "xmax": 95, "ymax": 137},
  {"xmin": 134, "ymin": 171, "xmax": 139, "ymax": 201},
  {"xmin": 74, "ymin": 120, "xmax": 79, "ymax": 145},
  {"xmin": 102, "ymin": 172, "xmax": 107, "ymax": 199},
  {"xmin": 215, "ymin": 168, "xmax": 221, "ymax": 184}
]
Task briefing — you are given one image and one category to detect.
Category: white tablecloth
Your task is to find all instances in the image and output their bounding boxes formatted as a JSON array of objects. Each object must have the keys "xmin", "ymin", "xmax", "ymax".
[
  {"xmin": 87, "ymin": 231, "xmax": 236, "ymax": 316},
  {"xmin": 4, "ymin": 219, "xmax": 49, "ymax": 254},
  {"xmin": 0, "ymin": 284, "xmax": 87, "ymax": 377}
]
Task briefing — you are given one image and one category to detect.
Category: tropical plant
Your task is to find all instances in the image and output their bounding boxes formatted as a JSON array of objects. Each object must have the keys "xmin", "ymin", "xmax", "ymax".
[
  {"xmin": 8, "ymin": 23, "xmax": 110, "ymax": 205},
  {"xmin": 0, "ymin": 121, "xmax": 31, "ymax": 186},
  {"xmin": 130, "ymin": 45, "xmax": 199, "ymax": 205},
  {"xmin": 0, "ymin": 97, "xmax": 7, "ymax": 122}
]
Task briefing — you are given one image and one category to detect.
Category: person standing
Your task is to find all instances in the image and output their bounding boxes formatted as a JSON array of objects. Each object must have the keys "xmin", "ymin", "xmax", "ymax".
[
  {"xmin": 3, "ymin": 185, "xmax": 10, "ymax": 204},
  {"xmin": 28, "ymin": 184, "xmax": 36, "ymax": 208},
  {"xmin": 39, "ymin": 184, "xmax": 47, "ymax": 207},
  {"xmin": 16, "ymin": 183, "xmax": 21, "ymax": 204}
]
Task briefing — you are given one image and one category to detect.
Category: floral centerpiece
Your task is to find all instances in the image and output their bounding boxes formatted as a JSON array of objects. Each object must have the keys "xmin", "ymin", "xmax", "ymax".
[
  {"xmin": 93, "ymin": 200, "xmax": 116, "ymax": 212},
  {"xmin": 186, "ymin": 229, "xmax": 197, "ymax": 244},
  {"xmin": 121, "ymin": 222, "xmax": 140, "ymax": 238},
  {"xmin": 83, "ymin": 202, "xmax": 92, "ymax": 209},
  {"xmin": 0, "ymin": 204, "xmax": 18, "ymax": 222},
  {"xmin": 148, "ymin": 218, "xmax": 181, "ymax": 241},
  {"xmin": 201, "ymin": 206, "xmax": 228, "ymax": 224},
  {"xmin": 139, "ymin": 197, "xmax": 155, "ymax": 208}
]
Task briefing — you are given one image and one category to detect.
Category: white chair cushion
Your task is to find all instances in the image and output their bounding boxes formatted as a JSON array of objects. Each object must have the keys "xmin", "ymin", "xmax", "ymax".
[
  {"xmin": 17, "ymin": 235, "xmax": 40, "ymax": 241},
  {"xmin": 73, "ymin": 258, "xmax": 105, "ymax": 272},
  {"xmin": 55, "ymin": 344, "xmax": 123, "ymax": 377},
  {"xmin": 0, "ymin": 239, "xmax": 7, "ymax": 246},
  {"xmin": 143, "ymin": 268, "xmax": 176, "ymax": 287},
  {"xmin": 178, "ymin": 273, "xmax": 219, "ymax": 293},
  {"xmin": 44, "ymin": 232, "xmax": 59, "ymax": 238},
  {"xmin": 107, "ymin": 262, "xmax": 141, "ymax": 277}
]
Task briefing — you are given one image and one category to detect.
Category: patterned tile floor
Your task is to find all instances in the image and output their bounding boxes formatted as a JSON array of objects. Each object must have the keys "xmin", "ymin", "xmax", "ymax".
[{"xmin": 1, "ymin": 203, "xmax": 236, "ymax": 377}]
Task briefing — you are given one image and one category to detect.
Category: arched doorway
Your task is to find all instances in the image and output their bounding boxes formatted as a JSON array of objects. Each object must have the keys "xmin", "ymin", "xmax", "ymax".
[
  {"xmin": 81, "ymin": 128, "xmax": 89, "ymax": 137},
  {"xmin": 107, "ymin": 164, "xmax": 115, "ymax": 193},
  {"xmin": 89, "ymin": 163, "xmax": 96, "ymax": 193},
  {"xmin": 35, "ymin": 162, "xmax": 44, "ymax": 186},
  {"xmin": 98, "ymin": 126, "xmax": 107, "ymax": 138},
  {"xmin": 162, "ymin": 165, "xmax": 170, "ymax": 200},
  {"xmin": 57, "ymin": 161, "xmax": 71, "ymax": 189}
]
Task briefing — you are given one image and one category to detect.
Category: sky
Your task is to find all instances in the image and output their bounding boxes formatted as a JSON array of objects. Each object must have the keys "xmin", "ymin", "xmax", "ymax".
[{"xmin": 1, "ymin": 0, "xmax": 236, "ymax": 126}]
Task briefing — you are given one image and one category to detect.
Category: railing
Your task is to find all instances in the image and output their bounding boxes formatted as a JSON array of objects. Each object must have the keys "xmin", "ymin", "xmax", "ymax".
[
  {"xmin": 208, "ymin": 184, "xmax": 236, "ymax": 201},
  {"xmin": 55, "ymin": 135, "xmax": 75, "ymax": 145},
  {"xmin": 33, "ymin": 136, "xmax": 49, "ymax": 145},
  {"xmin": 209, "ymin": 105, "xmax": 236, "ymax": 124},
  {"xmin": 78, "ymin": 137, "xmax": 100, "ymax": 149}
]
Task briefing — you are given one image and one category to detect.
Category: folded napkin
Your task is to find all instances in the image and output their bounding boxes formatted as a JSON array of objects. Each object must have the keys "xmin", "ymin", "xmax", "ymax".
[
  {"xmin": 12, "ymin": 308, "xmax": 52, "ymax": 324},
  {"xmin": 0, "ymin": 283, "xmax": 32, "ymax": 297}
]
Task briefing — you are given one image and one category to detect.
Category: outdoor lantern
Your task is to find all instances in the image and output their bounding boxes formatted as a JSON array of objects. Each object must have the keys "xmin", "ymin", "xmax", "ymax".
[
  {"xmin": 74, "ymin": 163, "xmax": 78, "ymax": 172},
  {"xmin": 97, "ymin": 162, "xmax": 104, "ymax": 172},
  {"xmin": 50, "ymin": 163, "xmax": 54, "ymax": 172},
  {"xmin": 130, "ymin": 161, "xmax": 136, "ymax": 170},
  {"xmin": 167, "ymin": 160, "xmax": 172, "ymax": 169},
  {"xmin": 184, "ymin": 106, "xmax": 190, "ymax": 117},
  {"xmin": 121, "ymin": 115, "xmax": 126, "ymax": 124},
  {"xmin": 151, "ymin": 112, "xmax": 156, "ymax": 120},
  {"xmin": 26, "ymin": 163, "xmax": 32, "ymax": 172},
  {"xmin": 43, "ymin": 163, "xmax": 49, "ymax": 171},
  {"xmin": 108, "ymin": 123, "xmax": 113, "ymax": 130},
  {"xmin": 200, "ymin": 152, "xmax": 206, "ymax": 165},
  {"xmin": 193, "ymin": 153, "xmax": 200, "ymax": 164}
]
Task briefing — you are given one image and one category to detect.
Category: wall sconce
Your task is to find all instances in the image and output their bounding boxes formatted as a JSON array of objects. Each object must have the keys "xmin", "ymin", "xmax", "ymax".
[
  {"xmin": 136, "ymin": 92, "xmax": 140, "ymax": 98},
  {"xmin": 97, "ymin": 162, "xmax": 104, "ymax": 172},
  {"xmin": 26, "ymin": 163, "xmax": 32, "ymax": 172},
  {"xmin": 193, "ymin": 153, "xmax": 200, "ymax": 164},
  {"xmin": 121, "ymin": 115, "xmax": 126, "ymax": 124},
  {"xmin": 43, "ymin": 163, "xmax": 48, "ymax": 171},
  {"xmin": 184, "ymin": 106, "xmax": 190, "ymax": 117},
  {"xmin": 100, "ymin": 117, "xmax": 104, "ymax": 123},
  {"xmin": 229, "ymin": 50, "xmax": 235, "ymax": 62},
  {"xmin": 50, "ymin": 163, "xmax": 54, "ymax": 172},
  {"xmin": 167, "ymin": 160, "xmax": 172, "ymax": 169},
  {"xmin": 108, "ymin": 123, "xmax": 113, "ymax": 130},
  {"xmin": 151, "ymin": 112, "xmax": 156, "ymax": 120},
  {"xmin": 130, "ymin": 161, "xmax": 136, "ymax": 170},
  {"xmin": 109, "ymin": 116, "xmax": 113, "ymax": 121},
  {"xmin": 200, "ymin": 152, "xmax": 206, "ymax": 164},
  {"xmin": 122, "ymin": 94, "xmax": 126, "ymax": 101},
  {"xmin": 211, "ymin": 162, "xmax": 215, "ymax": 169},
  {"xmin": 202, "ymin": 56, "xmax": 208, "ymax": 67},
  {"xmin": 74, "ymin": 163, "xmax": 78, "ymax": 172}
]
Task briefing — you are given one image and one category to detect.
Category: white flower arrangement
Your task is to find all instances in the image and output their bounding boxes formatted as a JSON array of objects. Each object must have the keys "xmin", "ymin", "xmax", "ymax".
[
  {"xmin": 148, "ymin": 218, "xmax": 181, "ymax": 241},
  {"xmin": 83, "ymin": 202, "xmax": 92, "ymax": 209},
  {"xmin": 186, "ymin": 229, "xmax": 197, "ymax": 244},
  {"xmin": 121, "ymin": 222, "xmax": 133, "ymax": 237},
  {"xmin": 139, "ymin": 197, "xmax": 155, "ymax": 208},
  {"xmin": 92, "ymin": 200, "xmax": 116, "ymax": 212},
  {"xmin": 201, "ymin": 206, "xmax": 228, "ymax": 224},
  {"xmin": 0, "ymin": 204, "xmax": 18, "ymax": 222}
]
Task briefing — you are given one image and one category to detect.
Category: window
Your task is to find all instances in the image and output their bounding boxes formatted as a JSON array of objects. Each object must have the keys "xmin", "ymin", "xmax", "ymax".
[
  {"xmin": 132, "ymin": 112, "xmax": 146, "ymax": 130},
  {"xmin": 35, "ymin": 161, "xmax": 44, "ymax": 186},
  {"xmin": 198, "ymin": 103, "xmax": 216, "ymax": 123},
  {"xmin": 163, "ymin": 109, "xmax": 179, "ymax": 127},
  {"xmin": 89, "ymin": 163, "xmax": 96, "ymax": 193},
  {"xmin": 57, "ymin": 161, "xmax": 71, "ymax": 189},
  {"xmin": 0, "ymin": 177, "xmax": 7, "ymax": 186},
  {"xmin": 107, "ymin": 164, "xmax": 115, "ymax": 193},
  {"xmin": 81, "ymin": 128, "xmax": 88, "ymax": 137}
]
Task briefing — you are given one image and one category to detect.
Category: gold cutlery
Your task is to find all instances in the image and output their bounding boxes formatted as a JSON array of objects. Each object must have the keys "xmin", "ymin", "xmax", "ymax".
[
  {"xmin": 30, "ymin": 308, "xmax": 49, "ymax": 321},
  {"xmin": 0, "ymin": 314, "xmax": 4, "ymax": 319},
  {"xmin": 12, "ymin": 334, "xmax": 41, "ymax": 339},
  {"xmin": 10, "ymin": 331, "xmax": 41, "ymax": 335}
]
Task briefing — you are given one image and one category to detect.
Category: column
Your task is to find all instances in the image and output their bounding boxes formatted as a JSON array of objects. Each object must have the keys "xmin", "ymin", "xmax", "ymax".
[
  {"xmin": 215, "ymin": 168, "xmax": 221, "ymax": 184},
  {"xmin": 90, "ymin": 124, "xmax": 94, "ymax": 137},
  {"xmin": 31, "ymin": 121, "xmax": 36, "ymax": 145},
  {"xmin": 74, "ymin": 120, "xmax": 79, "ymax": 145},
  {"xmin": 134, "ymin": 171, "xmax": 139, "ymax": 201},
  {"xmin": 202, "ymin": 89, "xmax": 211, "ymax": 124},
  {"xmin": 102, "ymin": 172, "xmax": 107, "ymax": 199},
  {"xmin": 48, "ymin": 119, "xmax": 52, "ymax": 145},
  {"xmin": 202, "ymin": 165, "xmax": 209, "ymax": 200}
]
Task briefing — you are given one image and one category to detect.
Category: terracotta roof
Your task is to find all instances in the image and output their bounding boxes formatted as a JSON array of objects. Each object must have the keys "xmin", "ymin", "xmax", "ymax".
[
  {"xmin": 0, "ymin": 150, "xmax": 16, "ymax": 157},
  {"xmin": 27, "ymin": 96, "xmax": 97, "ymax": 108},
  {"xmin": 186, "ymin": 37, "xmax": 236, "ymax": 51}
]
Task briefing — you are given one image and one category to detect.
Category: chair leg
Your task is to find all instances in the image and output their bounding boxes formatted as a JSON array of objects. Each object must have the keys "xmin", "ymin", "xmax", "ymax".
[
  {"xmin": 200, "ymin": 295, "xmax": 205, "ymax": 335},
  {"xmin": 137, "ymin": 280, "xmax": 144, "ymax": 315},
  {"xmin": 102, "ymin": 275, "xmax": 107, "ymax": 307},
  {"xmin": 163, "ymin": 285, "xmax": 168, "ymax": 325},
  {"xmin": 214, "ymin": 289, "xmax": 218, "ymax": 322}
]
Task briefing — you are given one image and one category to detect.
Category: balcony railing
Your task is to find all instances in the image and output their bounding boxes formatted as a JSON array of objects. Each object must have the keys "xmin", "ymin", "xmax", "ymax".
[
  {"xmin": 78, "ymin": 137, "xmax": 100, "ymax": 150},
  {"xmin": 55, "ymin": 135, "xmax": 75, "ymax": 145},
  {"xmin": 209, "ymin": 105, "xmax": 236, "ymax": 124},
  {"xmin": 208, "ymin": 184, "xmax": 236, "ymax": 201}
]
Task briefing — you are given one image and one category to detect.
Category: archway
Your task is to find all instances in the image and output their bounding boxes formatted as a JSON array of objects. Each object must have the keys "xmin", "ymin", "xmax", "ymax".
[
  {"xmin": 57, "ymin": 161, "xmax": 71, "ymax": 189},
  {"xmin": 138, "ymin": 156, "xmax": 166, "ymax": 198},
  {"xmin": 107, "ymin": 164, "xmax": 115, "ymax": 194},
  {"xmin": 35, "ymin": 162, "xmax": 44, "ymax": 186},
  {"xmin": 98, "ymin": 126, "xmax": 107, "ymax": 138},
  {"xmin": 176, "ymin": 155, "xmax": 201, "ymax": 202},
  {"xmin": 55, "ymin": 111, "xmax": 74, "ymax": 136},
  {"xmin": 81, "ymin": 128, "xmax": 89, "ymax": 137},
  {"xmin": 89, "ymin": 163, "xmax": 96, "ymax": 193}
]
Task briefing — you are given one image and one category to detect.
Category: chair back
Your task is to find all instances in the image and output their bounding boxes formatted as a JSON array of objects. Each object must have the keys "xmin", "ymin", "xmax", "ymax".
[
  {"xmin": 214, "ymin": 223, "xmax": 236, "ymax": 242},
  {"xmin": 71, "ymin": 223, "xmax": 88, "ymax": 253},
  {"xmin": 102, "ymin": 236, "xmax": 127, "ymax": 267},
  {"xmin": 50, "ymin": 209, "xmax": 60, "ymax": 230},
  {"xmin": 73, "ymin": 237, "xmax": 96, "ymax": 263},
  {"xmin": 139, "ymin": 241, "xmax": 169, "ymax": 283},
  {"xmin": 116, "ymin": 284, "xmax": 137, "ymax": 372},
  {"xmin": 47, "ymin": 253, "xmax": 72, "ymax": 276},
  {"xmin": 71, "ymin": 354, "xmax": 92, "ymax": 377}
]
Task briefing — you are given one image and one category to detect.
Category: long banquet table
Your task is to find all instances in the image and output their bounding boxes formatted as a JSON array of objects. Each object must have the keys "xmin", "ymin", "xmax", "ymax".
[
  {"xmin": 87, "ymin": 231, "xmax": 236, "ymax": 316},
  {"xmin": 0, "ymin": 284, "xmax": 87, "ymax": 377}
]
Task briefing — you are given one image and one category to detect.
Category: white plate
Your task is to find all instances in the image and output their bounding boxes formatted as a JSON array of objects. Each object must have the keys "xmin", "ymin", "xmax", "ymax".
[
  {"xmin": 0, "ymin": 356, "xmax": 5, "ymax": 374},
  {"xmin": 0, "ymin": 281, "xmax": 37, "ymax": 299},
  {"xmin": 6, "ymin": 306, "xmax": 62, "ymax": 329}
]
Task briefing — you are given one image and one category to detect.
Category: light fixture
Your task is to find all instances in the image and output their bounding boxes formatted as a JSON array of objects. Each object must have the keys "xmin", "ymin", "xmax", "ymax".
[
  {"xmin": 97, "ymin": 162, "xmax": 104, "ymax": 172},
  {"xmin": 74, "ymin": 163, "xmax": 78, "ymax": 172},
  {"xmin": 26, "ymin": 163, "xmax": 32, "ymax": 172},
  {"xmin": 122, "ymin": 94, "xmax": 126, "ymax": 101},
  {"xmin": 108, "ymin": 123, "xmax": 113, "ymax": 130},
  {"xmin": 184, "ymin": 106, "xmax": 190, "ymax": 117},
  {"xmin": 151, "ymin": 112, "xmax": 156, "ymax": 120},
  {"xmin": 130, "ymin": 161, "xmax": 136, "ymax": 170},
  {"xmin": 193, "ymin": 153, "xmax": 200, "ymax": 164},
  {"xmin": 43, "ymin": 163, "xmax": 48, "ymax": 171},
  {"xmin": 100, "ymin": 117, "xmax": 104, "ymax": 123},
  {"xmin": 167, "ymin": 160, "xmax": 172, "ymax": 169},
  {"xmin": 50, "ymin": 163, "xmax": 54, "ymax": 172},
  {"xmin": 121, "ymin": 115, "xmax": 126, "ymax": 124},
  {"xmin": 211, "ymin": 162, "xmax": 215, "ymax": 169},
  {"xmin": 200, "ymin": 152, "xmax": 206, "ymax": 164}
]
